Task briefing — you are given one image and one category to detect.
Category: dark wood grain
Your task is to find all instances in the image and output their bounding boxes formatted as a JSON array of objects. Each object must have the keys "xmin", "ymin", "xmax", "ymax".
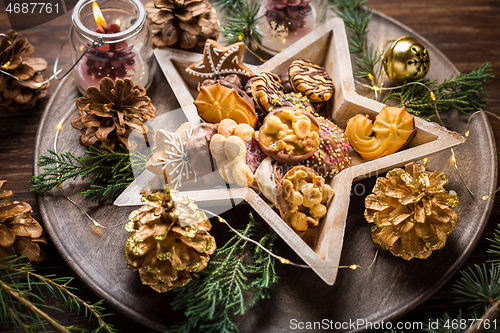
[{"xmin": 1, "ymin": 0, "xmax": 499, "ymax": 332}]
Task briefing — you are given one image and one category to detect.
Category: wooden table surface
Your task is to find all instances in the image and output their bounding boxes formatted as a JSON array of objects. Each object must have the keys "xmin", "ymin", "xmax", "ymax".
[{"xmin": 0, "ymin": 0, "xmax": 499, "ymax": 332}]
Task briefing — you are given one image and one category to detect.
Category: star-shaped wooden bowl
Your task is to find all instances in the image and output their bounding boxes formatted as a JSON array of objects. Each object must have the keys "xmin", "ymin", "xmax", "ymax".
[{"xmin": 115, "ymin": 18, "xmax": 464, "ymax": 285}]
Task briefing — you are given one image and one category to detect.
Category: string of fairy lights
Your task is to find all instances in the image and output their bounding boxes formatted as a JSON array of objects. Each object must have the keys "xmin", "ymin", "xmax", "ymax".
[
  {"xmin": 355, "ymin": 75, "xmax": 500, "ymax": 202},
  {"xmin": 6, "ymin": 27, "xmax": 493, "ymax": 271}
]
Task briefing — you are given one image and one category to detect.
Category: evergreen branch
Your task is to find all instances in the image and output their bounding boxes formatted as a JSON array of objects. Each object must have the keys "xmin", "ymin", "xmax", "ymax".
[
  {"xmin": 168, "ymin": 213, "xmax": 279, "ymax": 333},
  {"xmin": 0, "ymin": 256, "xmax": 117, "ymax": 333},
  {"xmin": 354, "ymin": 44, "xmax": 383, "ymax": 81},
  {"xmin": 30, "ymin": 146, "xmax": 149, "ymax": 203},
  {"xmin": 0, "ymin": 280, "xmax": 71, "ymax": 333},
  {"xmin": 212, "ymin": 0, "xmax": 246, "ymax": 12},
  {"xmin": 384, "ymin": 63, "xmax": 493, "ymax": 120},
  {"xmin": 487, "ymin": 223, "xmax": 500, "ymax": 260},
  {"xmin": 221, "ymin": 1, "xmax": 264, "ymax": 52},
  {"xmin": 331, "ymin": 0, "xmax": 379, "ymax": 81},
  {"xmin": 452, "ymin": 264, "xmax": 500, "ymax": 314}
]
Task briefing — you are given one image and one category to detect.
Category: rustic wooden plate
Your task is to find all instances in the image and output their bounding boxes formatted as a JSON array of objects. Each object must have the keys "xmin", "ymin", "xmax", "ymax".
[{"xmin": 34, "ymin": 10, "xmax": 496, "ymax": 332}]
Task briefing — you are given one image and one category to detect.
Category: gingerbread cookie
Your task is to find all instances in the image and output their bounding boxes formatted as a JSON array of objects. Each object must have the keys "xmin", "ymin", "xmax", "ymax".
[
  {"xmin": 302, "ymin": 118, "xmax": 351, "ymax": 178},
  {"xmin": 283, "ymin": 59, "xmax": 334, "ymax": 103},
  {"xmin": 245, "ymin": 72, "xmax": 286, "ymax": 114},
  {"xmin": 194, "ymin": 79, "xmax": 258, "ymax": 128},
  {"xmin": 186, "ymin": 40, "xmax": 254, "ymax": 84},
  {"xmin": 146, "ymin": 123, "xmax": 197, "ymax": 189}
]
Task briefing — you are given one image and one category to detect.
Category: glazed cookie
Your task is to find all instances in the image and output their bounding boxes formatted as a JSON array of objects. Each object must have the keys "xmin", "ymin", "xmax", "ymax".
[
  {"xmin": 146, "ymin": 123, "xmax": 197, "ymax": 189},
  {"xmin": 277, "ymin": 165, "xmax": 334, "ymax": 231},
  {"xmin": 186, "ymin": 40, "xmax": 254, "ymax": 84},
  {"xmin": 302, "ymin": 118, "xmax": 351, "ymax": 178},
  {"xmin": 245, "ymin": 72, "xmax": 286, "ymax": 114},
  {"xmin": 283, "ymin": 59, "xmax": 334, "ymax": 103},
  {"xmin": 270, "ymin": 92, "xmax": 314, "ymax": 114},
  {"xmin": 258, "ymin": 107, "xmax": 320, "ymax": 164},
  {"xmin": 186, "ymin": 123, "xmax": 223, "ymax": 186},
  {"xmin": 194, "ymin": 79, "xmax": 258, "ymax": 128}
]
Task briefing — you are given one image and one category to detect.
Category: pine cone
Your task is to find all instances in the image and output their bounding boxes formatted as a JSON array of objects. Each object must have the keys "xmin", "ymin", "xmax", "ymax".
[
  {"xmin": 125, "ymin": 188, "xmax": 216, "ymax": 293},
  {"xmin": 0, "ymin": 30, "xmax": 49, "ymax": 112},
  {"xmin": 71, "ymin": 77, "xmax": 156, "ymax": 151},
  {"xmin": 0, "ymin": 180, "xmax": 46, "ymax": 262},
  {"xmin": 365, "ymin": 163, "xmax": 460, "ymax": 260},
  {"xmin": 146, "ymin": 0, "xmax": 219, "ymax": 50}
]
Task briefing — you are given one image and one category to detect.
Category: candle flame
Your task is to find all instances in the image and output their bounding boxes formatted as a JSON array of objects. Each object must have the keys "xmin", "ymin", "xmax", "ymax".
[{"xmin": 92, "ymin": 1, "xmax": 108, "ymax": 31}]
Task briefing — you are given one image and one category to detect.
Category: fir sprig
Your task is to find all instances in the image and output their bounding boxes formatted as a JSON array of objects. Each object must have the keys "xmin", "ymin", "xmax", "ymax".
[
  {"xmin": 0, "ymin": 256, "xmax": 117, "ymax": 333},
  {"xmin": 221, "ymin": 1, "xmax": 264, "ymax": 51},
  {"xmin": 168, "ymin": 213, "xmax": 279, "ymax": 333},
  {"xmin": 30, "ymin": 146, "xmax": 149, "ymax": 203},
  {"xmin": 487, "ymin": 222, "xmax": 500, "ymax": 260},
  {"xmin": 213, "ymin": 0, "xmax": 245, "ymax": 12},
  {"xmin": 384, "ymin": 63, "xmax": 493, "ymax": 120},
  {"xmin": 331, "ymin": 0, "xmax": 380, "ymax": 81},
  {"xmin": 331, "ymin": 0, "xmax": 371, "ymax": 54},
  {"xmin": 452, "ymin": 264, "xmax": 500, "ymax": 313}
]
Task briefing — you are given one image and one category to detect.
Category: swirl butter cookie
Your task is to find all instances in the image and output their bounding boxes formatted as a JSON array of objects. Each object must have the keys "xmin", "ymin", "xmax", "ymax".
[{"xmin": 283, "ymin": 59, "xmax": 334, "ymax": 103}]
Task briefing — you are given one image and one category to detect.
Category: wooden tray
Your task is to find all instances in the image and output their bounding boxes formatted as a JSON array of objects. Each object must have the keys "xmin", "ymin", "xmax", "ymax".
[{"xmin": 34, "ymin": 10, "xmax": 497, "ymax": 332}]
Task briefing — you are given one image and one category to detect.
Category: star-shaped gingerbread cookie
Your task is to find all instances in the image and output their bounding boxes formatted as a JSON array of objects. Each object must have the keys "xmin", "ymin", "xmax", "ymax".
[
  {"xmin": 145, "ymin": 122, "xmax": 198, "ymax": 189},
  {"xmin": 185, "ymin": 39, "xmax": 254, "ymax": 83}
]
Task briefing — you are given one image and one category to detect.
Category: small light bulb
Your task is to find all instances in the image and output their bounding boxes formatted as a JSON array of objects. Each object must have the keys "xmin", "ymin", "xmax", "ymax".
[
  {"xmin": 423, "ymin": 157, "xmax": 428, "ymax": 166},
  {"xmin": 57, "ymin": 122, "xmax": 63, "ymax": 131},
  {"xmin": 430, "ymin": 91, "xmax": 436, "ymax": 101},
  {"xmin": 451, "ymin": 154, "xmax": 456, "ymax": 164},
  {"xmin": 465, "ymin": 130, "xmax": 470, "ymax": 137},
  {"xmin": 349, "ymin": 264, "xmax": 357, "ymax": 270},
  {"xmin": 482, "ymin": 195, "xmax": 489, "ymax": 200}
]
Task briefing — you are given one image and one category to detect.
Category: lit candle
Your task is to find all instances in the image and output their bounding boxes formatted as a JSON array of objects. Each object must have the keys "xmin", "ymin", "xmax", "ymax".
[
  {"xmin": 79, "ymin": 2, "xmax": 135, "ymax": 84},
  {"xmin": 71, "ymin": 0, "xmax": 153, "ymax": 94}
]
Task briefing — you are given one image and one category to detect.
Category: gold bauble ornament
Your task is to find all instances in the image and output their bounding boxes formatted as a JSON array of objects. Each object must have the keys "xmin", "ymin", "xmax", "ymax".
[{"xmin": 383, "ymin": 36, "xmax": 430, "ymax": 86}]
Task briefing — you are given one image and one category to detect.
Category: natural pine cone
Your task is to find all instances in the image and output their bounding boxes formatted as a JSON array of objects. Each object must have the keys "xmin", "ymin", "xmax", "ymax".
[
  {"xmin": 0, "ymin": 30, "xmax": 49, "ymax": 112},
  {"xmin": 71, "ymin": 77, "xmax": 156, "ymax": 151},
  {"xmin": 0, "ymin": 180, "xmax": 46, "ymax": 262},
  {"xmin": 146, "ymin": 0, "xmax": 219, "ymax": 50},
  {"xmin": 125, "ymin": 188, "xmax": 216, "ymax": 293},
  {"xmin": 365, "ymin": 162, "xmax": 459, "ymax": 260}
]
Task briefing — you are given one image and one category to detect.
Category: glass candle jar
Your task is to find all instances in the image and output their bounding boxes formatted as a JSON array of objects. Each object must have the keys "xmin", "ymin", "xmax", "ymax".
[
  {"xmin": 70, "ymin": 0, "xmax": 154, "ymax": 94},
  {"xmin": 257, "ymin": 0, "xmax": 327, "ymax": 54}
]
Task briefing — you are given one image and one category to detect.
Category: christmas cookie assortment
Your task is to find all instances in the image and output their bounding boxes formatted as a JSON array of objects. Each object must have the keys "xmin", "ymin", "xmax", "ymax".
[{"xmin": 144, "ymin": 41, "xmax": 421, "ymax": 235}]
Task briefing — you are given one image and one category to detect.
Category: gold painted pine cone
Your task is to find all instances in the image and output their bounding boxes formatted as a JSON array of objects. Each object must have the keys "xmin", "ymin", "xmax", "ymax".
[
  {"xmin": 125, "ymin": 189, "xmax": 216, "ymax": 293},
  {"xmin": 0, "ymin": 30, "xmax": 49, "ymax": 112},
  {"xmin": 146, "ymin": 0, "xmax": 218, "ymax": 50},
  {"xmin": 0, "ymin": 180, "xmax": 46, "ymax": 262},
  {"xmin": 365, "ymin": 163, "xmax": 459, "ymax": 260},
  {"xmin": 71, "ymin": 78, "xmax": 156, "ymax": 151}
]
